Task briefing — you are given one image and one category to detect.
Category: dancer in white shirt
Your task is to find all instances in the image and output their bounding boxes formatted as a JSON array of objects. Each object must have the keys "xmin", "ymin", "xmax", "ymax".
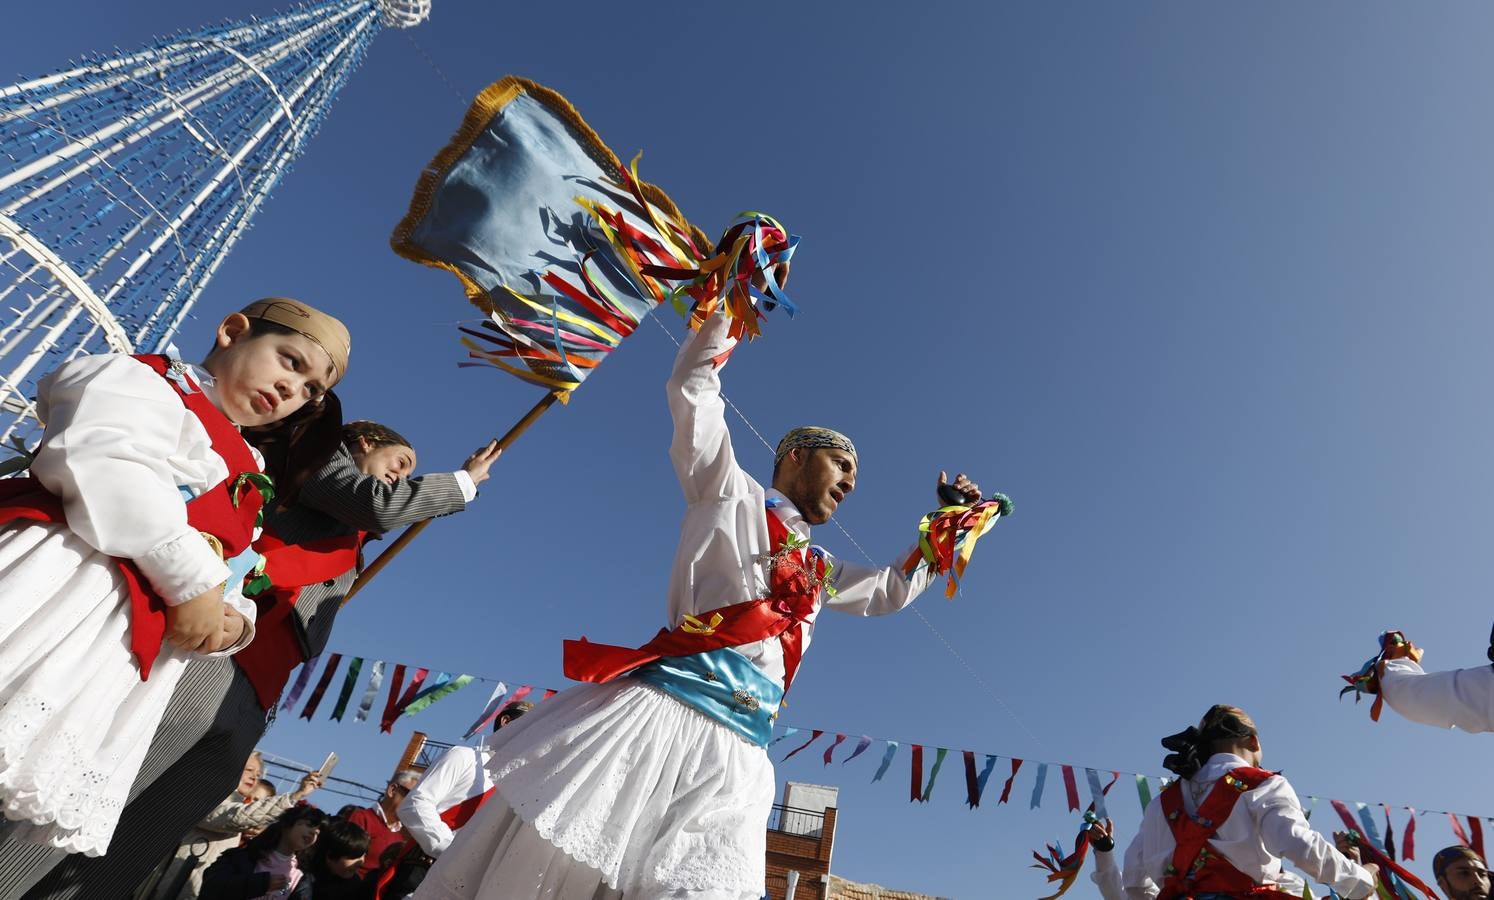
[
  {"xmin": 1120, "ymin": 705, "xmax": 1377, "ymax": 899},
  {"xmin": 417, "ymin": 303, "xmax": 1002, "ymax": 900},
  {"xmin": 1354, "ymin": 629, "xmax": 1494, "ymax": 734}
]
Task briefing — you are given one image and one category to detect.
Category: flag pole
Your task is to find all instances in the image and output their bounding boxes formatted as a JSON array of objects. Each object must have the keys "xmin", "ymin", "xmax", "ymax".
[{"xmin": 343, "ymin": 390, "xmax": 564, "ymax": 603}]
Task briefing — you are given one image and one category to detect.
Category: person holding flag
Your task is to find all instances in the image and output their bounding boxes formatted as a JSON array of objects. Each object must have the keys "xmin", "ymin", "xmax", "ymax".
[{"xmin": 418, "ymin": 292, "xmax": 1006, "ymax": 899}]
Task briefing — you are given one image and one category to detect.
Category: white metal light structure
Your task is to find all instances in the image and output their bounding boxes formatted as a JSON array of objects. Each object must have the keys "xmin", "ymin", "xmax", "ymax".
[{"xmin": 0, "ymin": 0, "xmax": 429, "ymax": 442}]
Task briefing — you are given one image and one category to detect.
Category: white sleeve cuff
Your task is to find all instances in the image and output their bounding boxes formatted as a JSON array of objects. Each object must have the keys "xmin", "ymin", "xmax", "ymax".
[
  {"xmin": 134, "ymin": 528, "xmax": 231, "ymax": 605},
  {"xmin": 454, "ymin": 469, "xmax": 477, "ymax": 502}
]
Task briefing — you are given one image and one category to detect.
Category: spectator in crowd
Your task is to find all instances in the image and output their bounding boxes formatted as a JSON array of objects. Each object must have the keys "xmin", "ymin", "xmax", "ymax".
[
  {"xmin": 238, "ymin": 781, "xmax": 277, "ymax": 842},
  {"xmin": 200, "ymin": 805, "xmax": 325, "ymax": 900},
  {"xmin": 306, "ymin": 818, "xmax": 373, "ymax": 900},
  {"xmin": 1434, "ymin": 846, "xmax": 1491, "ymax": 900},
  {"xmin": 346, "ymin": 772, "xmax": 421, "ymax": 879},
  {"xmin": 137, "ymin": 752, "xmax": 320, "ymax": 900}
]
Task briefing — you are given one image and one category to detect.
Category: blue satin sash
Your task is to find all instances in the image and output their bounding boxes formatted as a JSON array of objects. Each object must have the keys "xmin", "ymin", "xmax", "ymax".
[{"xmin": 631, "ymin": 647, "xmax": 783, "ymax": 747}]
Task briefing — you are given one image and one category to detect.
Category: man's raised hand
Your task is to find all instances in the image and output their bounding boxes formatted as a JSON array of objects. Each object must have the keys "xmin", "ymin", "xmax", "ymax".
[{"xmin": 936, "ymin": 471, "xmax": 982, "ymax": 506}]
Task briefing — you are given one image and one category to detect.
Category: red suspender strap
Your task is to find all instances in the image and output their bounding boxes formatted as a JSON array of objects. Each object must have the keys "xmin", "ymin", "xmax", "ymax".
[
  {"xmin": 440, "ymin": 786, "xmax": 496, "ymax": 829},
  {"xmin": 1158, "ymin": 766, "xmax": 1289, "ymax": 899}
]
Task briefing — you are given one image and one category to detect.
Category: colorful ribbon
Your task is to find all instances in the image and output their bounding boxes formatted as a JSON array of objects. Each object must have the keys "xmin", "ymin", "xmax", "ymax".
[
  {"xmin": 329, "ymin": 656, "xmax": 363, "ymax": 721},
  {"xmin": 1135, "ymin": 773, "xmax": 1153, "ymax": 811},
  {"xmin": 402, "ymin": 673, "xmax": 475, "ymax": 716},
  {"xmin": 353, "ymin": 660, "xmax": 385, "ymax": 723},
  {"xmin": 462, "ymin": 682, "xmax": 510, "ymax": 738},
  {"xmin": 782, "ymin": 729, "xmax": 823, "ymax": 761},
  {"xmin": 910, "ymin": 744, "xmax": 924, "ymax": 803},
  {"xmin": 922, "ymin": 748, "xmax": 948, "ymax": 802},
  {"xmin": 1085, "ymin": 768, "xmax": 1107, "ymax": 819},
  {"xmin": 282, "ymin": 654, "xmax": 319, "ymax": 711},
  {"xmin": 380, "ymin": 665, "xmax": 423, "ymax": 733},
  {"xmin": 299, "ymin": 653, "xmax": 342, "ymax": 720},
  {"xmin": 1404, "ymin": 807, "xmax": 1417, "ymax": 861},
  {"xmin": 822, "ymin": 733, "xmax": 848, "ymax": 766},
  {"xmin": 900, "ymin": 495, "xmax": 1013, "ymax": 598},
  {"xmin": 1061, "ymin": 764, "xmax": 1080, "ymax": 812},
  {"xmin": 999, "ymin": 758, "xmax": 1023, "ymax": 805},
  {"xmin": 1030, "ymin": 763, "xmax": 1049, "ymax": 810},
  {"xmin": 842, "ymin": 735, "xmax": 874, "ymax": 765},
  {"xmin": 872, "ymin": 741, "xmax": 898, "ymax": 783}
]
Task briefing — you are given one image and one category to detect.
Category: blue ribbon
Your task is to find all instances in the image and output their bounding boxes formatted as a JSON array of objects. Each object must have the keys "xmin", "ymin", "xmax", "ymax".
[
  {"xmin": 872, "ymin": 741, "xmax": 899, "ymax": 783},
  {"xmin": 1030, "ymin": 763, "xmax": 1049, "ymax": 809}
]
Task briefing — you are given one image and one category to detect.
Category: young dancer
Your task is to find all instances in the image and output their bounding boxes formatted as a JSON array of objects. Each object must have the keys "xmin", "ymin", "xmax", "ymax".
[
  {"xmin": 1120, "ymin": 705, "xmax": 1377, "ymax": 898},
  {"xmin": 13, "ymin": 420, "xmax": 499, "ymax": 898},
  {"xmin": 0, "ymin": 297, "xmax": 347, "ymax": 860},
  {"xmin": 419, "ymin": 303, "xmax": 994, "ymax": 899}
]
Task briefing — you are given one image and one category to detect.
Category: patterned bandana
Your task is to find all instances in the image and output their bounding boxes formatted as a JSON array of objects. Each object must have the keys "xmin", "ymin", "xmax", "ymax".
[
  {"xmin": 240, "ymin": 297, "xmax": 351, "ymax": 383},
  {"xmin": 774, "ymin": 426, "xmax": 857, "ymax": 467}
]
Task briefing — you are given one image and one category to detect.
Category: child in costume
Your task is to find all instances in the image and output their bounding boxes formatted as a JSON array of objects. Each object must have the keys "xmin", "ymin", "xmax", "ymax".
[
  {"xmin": 417, "ymin": 304, "xmax": 995, "ymax": 900},
  {"xmin": 7, "ymin": 420, "xmax": 499, "ymax": 898},
  {"xmin": 0, "ymin": 297, "xmax": 347, "ymax": 860},
  {"xmin": 1120, "ymin": 705, "xmax": 1377, "ymax": 899}
]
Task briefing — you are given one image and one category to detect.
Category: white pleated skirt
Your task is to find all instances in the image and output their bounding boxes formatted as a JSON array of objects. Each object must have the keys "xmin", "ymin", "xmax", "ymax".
[
  {"xmin": 0, "ymin": 522, "xmax": 189, "ymax": 856},
  {"xmin": 417, "ymin": 679, "xmax": 774, "ymax": 900}
]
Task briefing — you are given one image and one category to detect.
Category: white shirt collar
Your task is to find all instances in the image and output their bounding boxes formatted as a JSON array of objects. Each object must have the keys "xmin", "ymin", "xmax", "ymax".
[{"xmin": 765, "ymin": 488, "xmax": 810, "ymax": 539}]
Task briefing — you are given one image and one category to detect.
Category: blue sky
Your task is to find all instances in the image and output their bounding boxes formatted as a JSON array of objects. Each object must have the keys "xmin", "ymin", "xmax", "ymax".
[{"xmin": 10, "ymin": 2, "xmax": 1494, "ymax": 896}]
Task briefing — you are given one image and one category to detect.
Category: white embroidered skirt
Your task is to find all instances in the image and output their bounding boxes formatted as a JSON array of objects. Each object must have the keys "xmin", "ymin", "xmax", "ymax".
[
  {"xmin": 0, "ymin": 522, "xmax": 189, "ymax": 856},
  {"xmin": 418, "ymin": 679, "xmax": 774, "ymax": 900}
]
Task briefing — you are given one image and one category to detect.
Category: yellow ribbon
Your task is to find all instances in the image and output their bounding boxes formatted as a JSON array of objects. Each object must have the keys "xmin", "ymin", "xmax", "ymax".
[{"xmin": 681, "ymin": 612, "xmax": 724, "ymax": 635}]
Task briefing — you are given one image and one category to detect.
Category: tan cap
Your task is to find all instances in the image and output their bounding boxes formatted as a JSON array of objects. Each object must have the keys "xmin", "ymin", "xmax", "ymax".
[{"xmin": 239, "ymin": 297, "xmax": 350, "ymax": 382}]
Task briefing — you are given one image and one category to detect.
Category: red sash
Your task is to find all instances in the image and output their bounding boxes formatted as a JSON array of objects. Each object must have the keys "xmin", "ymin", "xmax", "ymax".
[
  {"xmin": 562, "ymin": 502, "xmax": 824, "ymax": 693},
  {"xmin": 0, "ymin": 355, "xmax": 263, "ymax": 679},
  {"xmin": 371, "ymin": 787, "xmax": 496, "ymax": 899},
  {"xmin": 1158, "ymin": 766, "xmax": 1296, "ymax": 899},
  {"xmin": 233, "ymin": 527, "xmax": 364, "ymax": 711}
]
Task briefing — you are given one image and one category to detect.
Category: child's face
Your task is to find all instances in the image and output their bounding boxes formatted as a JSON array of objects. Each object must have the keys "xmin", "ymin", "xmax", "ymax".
[
  {"xmin": 327, "ymin": 853, "xmax": 365, "ymax": 878},
  {"xmin": 207, "ymin": 315, "xmax": 335, "ymax": 426},
  {"xmin": 283, "ymin": 819, "xmax": 320, "ymax": 854}
]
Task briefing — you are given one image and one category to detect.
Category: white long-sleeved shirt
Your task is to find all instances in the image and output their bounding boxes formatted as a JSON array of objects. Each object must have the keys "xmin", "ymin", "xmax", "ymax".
[
  {"xmin": 1120, "ymin": 753, "xmax": 1374, "ymax": 899},
  {"xmin": 399, "ymin": 743, "xmax": 493, "ymax": 857},
  {"xmin": 1381, "ymin": 656, "xmax": 1494, "ymax": 734},
  {"xmin": 31, "ymin": 354, "xmax": 257, "ymax": 646},
  {"xmin": 665, "ymin": 311, "xmax": 937, "ymax": 687},
  {"xmin": 1092, "ymin": 844, "xmax": 1125, "ymax": 900}
]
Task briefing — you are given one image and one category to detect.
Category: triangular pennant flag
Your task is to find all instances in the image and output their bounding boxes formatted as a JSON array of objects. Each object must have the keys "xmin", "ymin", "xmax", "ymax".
[
  {"xmin": 541, "ymin": 689, "xmax": 557, "ymax": 700},
  {"xmin": 403, "ymin": 674, "xmax": 476, "ymax": 716},
  {"xmin": 872, "ymin": 741, "xmax": 898, "ymax": 782},
  {"xmin": 282, "ymin": 654, "xmax": 319, "ymax": 710},
  {"xmin": 1030, "ymin": 763, "xmax": 1049, "ymax": 809},
  {"xmin": 922, "ymin": 748, "xmax": 948, "ymax": 802},
  {"xmin": 769, "ymin": 726, "xmax": 800, "ymax": 747},
  {"xmin": 379, "ymin": 664, "xmax": 409, "ymax": 733},
  {"xmin": 329, "ymin": 657, "xmax": 364, "ymax": 721},
  {"xmin": 963, "ymin": 752, "xmax": 980, "ymax": 809},
  {"xmin": 462, "ymin": 681, "xmax": 510, "ymax": 738},
  {"xmin": 823, "ymin": 733, "xmax": 848, "ymax": 766},
  {"xmin": 1470, "ymin": 816, "xmax": 1485, "ymax": 861},
  {"xmin": 1403, "ymin": 807, "xmax": 1417, "ymax": 861},
  {"xmin": 1061, "ymin": 765, "xmax": 1080, "ymax": 812},
  {"xmin": 1135, "ymin": 774, "xmax": 1153, "ymax": 811},
  {"xmin": 353, "ymin": 660, "xmax": 385, "ymax": 723},
  {"xmin": 1085, "ymin": 768, "xmax": 1107, "ymax": 819},
  {"xmin": 300, "ymin": 654, "xmax": 342, "ymax": 720},
  {"xmin": 910, "ymin": 745, "xmax": 924, "ymax": 803},
  {"xmin": 505, "ymin": 685, "xmax": 536, "ymax": 709},
  {"xmin": 782, "ymin": 729, "xmax": 823, "ymax": 761},
  {"xmin": 842, "ymin": 735, "xmax": 874, "ymax": 765},
  {"xmin": 999, "ymin": 758, "xmax": 1023, "ymax": 805}
]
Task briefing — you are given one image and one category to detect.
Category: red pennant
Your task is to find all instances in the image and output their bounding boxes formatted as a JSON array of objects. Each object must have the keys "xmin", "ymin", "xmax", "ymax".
[
  {"xmin": 910, "ymin": 744, "xmax": 924, "ymax": 803},
  {"xmin": 823, "ymin": 733, "xmax": 848, "ymax": 766},
  {"xmin": 782, "ymin": 729, "xmax": 823, "ymax": 761},
  {"xmin": 378, "ymin": 664, "xmax": 407, "ymax": 733},
  {"xmin": 1061, "ymin": 764, "xmax": 1080, "ymax": 812},
  {"xmin": 1472, "ymin": 817, "xmax": 1485, "ymax": 861},
  {"xmin": 381, "ymin": 666, "xmax": 428, "ymax": 733},
  {"xmin": 299, "ymin": 654, "xmax": 342, "ymax": 720},
  {"xmin": 1451, "ymin": 813, "xmax": 1473, "ymax": 851},
  {"xmin": 541, "ymin": 688, "xmax": 557, "ymax": 700},
  {"xmin": 1403, "ymin": 807, "xmax": 1417, "ymax": 861},
  {"xmin": 1000, "ymin": 758, "xmax": 1024, "ymax": 804},
  {"xmin": 963, "ymin": 751, "xmax": 979, "ymax": 808}
]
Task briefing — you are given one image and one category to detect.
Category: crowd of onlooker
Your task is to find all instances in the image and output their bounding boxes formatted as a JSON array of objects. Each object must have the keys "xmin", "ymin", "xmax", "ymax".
[{"xmin": 132, "ymin": 752, "xmax": 424, "ymax": 900}]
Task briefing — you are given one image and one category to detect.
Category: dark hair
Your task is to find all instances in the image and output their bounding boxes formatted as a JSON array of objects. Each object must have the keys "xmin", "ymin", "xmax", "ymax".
[
  {"xmin": 242, "ymin": 804, "xmax": 325, "ymax": 863},
  {"xmin": 343, "ymin": 420, "xmax": 414, "ymax": 454},
  {"xmin": 241, "ymin": 390, "xmax": 344, "ymax": 508},
  {"xmin": 1160, "ymin": 705, "xmax": 1258, "ymax": 778},
  {"xmin": 309, "ymin": 817, "xmax": 370, "ymax": 872},
  {"xmin": 495, "ymin": 700, "xmax": 535, "ymax": 733}
]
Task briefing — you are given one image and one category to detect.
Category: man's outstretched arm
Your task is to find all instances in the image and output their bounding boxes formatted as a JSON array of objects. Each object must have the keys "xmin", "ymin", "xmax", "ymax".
[
  {"xmin": 1381, "ymin": 657, "xmax": 1494, "ymax": 733},
  {"xmin": 666, "ymin": 310, "xmax": 753, "ymax": 503}
]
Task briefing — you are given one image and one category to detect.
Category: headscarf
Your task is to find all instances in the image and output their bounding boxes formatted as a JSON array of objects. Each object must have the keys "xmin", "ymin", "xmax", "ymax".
[
  {"xmin": 240, "ymin": 297, "xmax": 351, "ymax": 383},
  {"xmin": 774, "ymin": 425, "xmax": 856, "ymax": 468},
  {"xmin": 1434, "ymin": 845, "xmax": 1485, "ymax": 882}
]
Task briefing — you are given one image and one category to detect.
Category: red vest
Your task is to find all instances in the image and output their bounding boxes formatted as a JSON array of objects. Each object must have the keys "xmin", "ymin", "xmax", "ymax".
[
  {"xmin": 0, "ymin": 355, "xmax": 264, "ymax": 679},
  {"xmin": 562, "ymin": 502, "xmax": 825, "ymax": 693},
  {"xmin": 232, "ymin": 527, "xmax": 364, "ymax": 711},
  {"xmin": 1157, "ymin": 766, "xmax": 1296, "ymax": 899},
  {"xmin": 371, "ymin": 786, "xmax": 496, "ymax": 899}
]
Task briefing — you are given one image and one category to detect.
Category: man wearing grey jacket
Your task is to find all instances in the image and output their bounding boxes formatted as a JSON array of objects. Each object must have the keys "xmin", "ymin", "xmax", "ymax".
[{"xmin": 7, "ymin": 420, "xmax": 500, "ymax": 899}]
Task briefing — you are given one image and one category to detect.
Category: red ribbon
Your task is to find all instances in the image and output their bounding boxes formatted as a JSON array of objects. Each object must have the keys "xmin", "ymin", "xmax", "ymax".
[
  {"xmin": 377, "ymin": 664, "xmax": 407, "ymax": 734},
  {"xmin": 380, "ymin": 666, "xmax": 429, "ymax": 733},
  {"xmin": 299, "ymin": 654, "xmax": 342, "ymax": 720},
  {"xmin": 1000, "ymin": 758, "xmax": 1025, "ymax": 805},
  {"xmin": 1062, "ymin": 764, "xmax": 1081, "ymax": 812},
  {"xmin": 910, "ymin": 744, "xmax": 924, "ymax": 803},
  {"xmin": 823, "ymin": 733, "xmax": 847, "ymax": 766},
  {"xmin": 782, "ymin": 729, "xmax": 823, "ymax": 761},
  {"xmin": 1404, "ymin": 807, "xmax": 1417, "ymax": 861},
  {"xmin": 963, "ymin": 751, "xmax": 980, "ymax": 808}
]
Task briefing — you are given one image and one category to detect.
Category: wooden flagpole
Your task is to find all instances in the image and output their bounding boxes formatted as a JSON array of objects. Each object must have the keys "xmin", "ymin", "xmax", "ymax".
[{"xmin": 343, "ymin": 390, "xmax": 564, "ymax": 602}]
